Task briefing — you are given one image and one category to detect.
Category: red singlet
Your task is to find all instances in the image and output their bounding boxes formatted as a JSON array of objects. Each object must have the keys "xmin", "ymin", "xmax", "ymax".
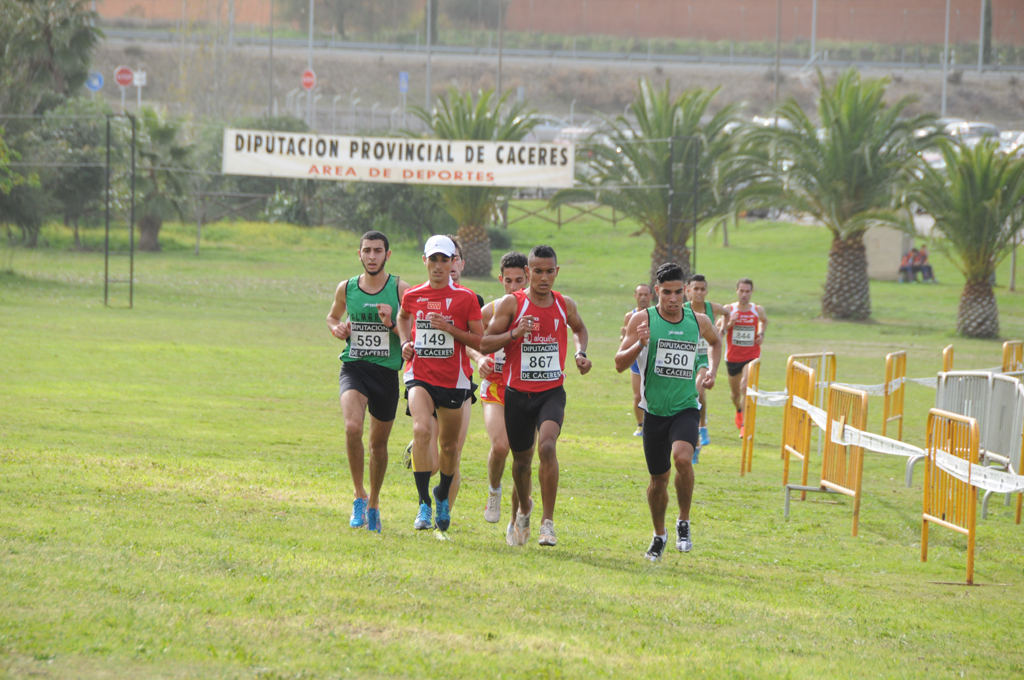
[
  {"xmin": 401, "ymin": 281, "xmax": 482, "ymax": 389},
  {"xmin": 504, "ymin": 289, "xmax": 569, "ymax": 393},
  {"xmin": 725, "ymin": 303, "xmax": 761, "ymax": 363}
]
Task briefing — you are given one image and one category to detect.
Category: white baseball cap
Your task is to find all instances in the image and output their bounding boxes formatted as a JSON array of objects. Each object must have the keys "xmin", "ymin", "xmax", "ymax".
[{"xmin": 424, "ymin": 234, "xmax": 457, "ymax": 257}]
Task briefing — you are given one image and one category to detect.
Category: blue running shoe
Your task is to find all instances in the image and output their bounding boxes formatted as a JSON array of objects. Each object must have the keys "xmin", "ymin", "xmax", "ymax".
[
  {"xmin": 692, "ymin": 446, "xmax": 700, "ymax": 465},
  {"xmin": 435, "ymin": 497, "xmax": 451, "ymax": 532},
  {"xmin": 699, "ymin": 426, "xmax": 710, "ymax": 447},
  {"xmin": 414, "ymin": 503, "xmax": 432, "ymax": 530},
  {"xmin": 350, "ymin": 497, "xmax": 368, "ymax": 528},
  {"xmin": 366, "ymin": 507, "xmax": 381, "ymax": 533}
]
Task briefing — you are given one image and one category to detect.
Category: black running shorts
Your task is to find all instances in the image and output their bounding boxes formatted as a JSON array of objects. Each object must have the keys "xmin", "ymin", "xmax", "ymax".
[
  {"xmin": 726, "ymin": 359, "xmax": 753, "ymax": 377},
  {"xmin": 504, "ymin": 385, "xmax": 566, "ymax": 453},
  {"xmin": 339, "ymin": 360, "xmax": 400, "ymax": 422},
  {"xmin": 405, "ymin": 379, "xmax": 472, "ymax": 412},
  {"xmin": 642, "ymin": 408, "xmax": 700, "ymax": 476}
]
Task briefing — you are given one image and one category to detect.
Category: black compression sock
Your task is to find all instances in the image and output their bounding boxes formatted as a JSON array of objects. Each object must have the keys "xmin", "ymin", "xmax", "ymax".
[
  {"xmin": 414, "ymin": 471, "xmax": 432, "ymax": 506},
  {"xmin": 435, "ymin": 472, "xmax": 454, "ymax": 502}
]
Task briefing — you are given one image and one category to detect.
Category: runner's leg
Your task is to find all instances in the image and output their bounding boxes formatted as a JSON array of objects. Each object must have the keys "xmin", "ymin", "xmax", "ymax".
[
  {"xmin": 672, "ymin": 439, "xmax": 696, "ymax": 522},
  {"xmin": 536, "ymin": 420, "xmax": 561, "ymax": 523},
  {"xmin": 631, "ymin": 371, "xmax": 643, "ymax": 430},
  {"xmin": 696, "ymin": 366, "xmax": 708, "ymax": 428},
  {"xmin": 341, "ymin": 389, "xmax": 369, "ymax": 501},
  {"xmin": 647, "ymin": 470, "xmax": 671, "ymax": 536},
  {"xmin": 447, "ymin": 397, "xmax": 471, "ymax": 509},
  {"xmin": 366, "ymin": 414, "xmax": 394, "ymax": 510}
]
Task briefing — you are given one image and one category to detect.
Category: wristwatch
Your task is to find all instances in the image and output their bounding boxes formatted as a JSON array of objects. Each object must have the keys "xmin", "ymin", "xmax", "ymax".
[{"xmin": 575, "ymin": 351, "xmax": 587, "ymax": 359}]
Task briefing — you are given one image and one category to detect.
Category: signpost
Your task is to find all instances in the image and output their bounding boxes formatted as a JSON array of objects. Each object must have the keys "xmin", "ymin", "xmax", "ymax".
[
  {"xmin": 133, "ymin": 70, "xmax": 147, "ymax": 111},
  {"xmin": 302, "ymin": 69, "xmax": 316, "ymax": 91},
  {"xmin": 85, "ymin": 71, "xmax": 104, "ymax": 98},
  {"xmin": 398, "ymin": 71, "xmax": 408, "ymax": 126},
  {"xmin": 114, "ymin": 66, "xmax": 133, "ymax": 112}
]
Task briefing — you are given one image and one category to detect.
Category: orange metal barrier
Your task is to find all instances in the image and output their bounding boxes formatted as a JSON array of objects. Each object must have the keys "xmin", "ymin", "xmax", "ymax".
[
  {"xmin": 942, "ymin": 344, "xmax": 955, "ymax": 372},
  {"xmin": 1003, "ymin": 340, "xmax": 1023, "ymax": 373},
  {"xmin": 740, "ymin": 358, "xmax": 759, "ymax": 476},
  {"xmin": 882, "ymin": 350, "xmax": 907, "ymax": 441},
  {"xmin": 781, "ymin": 359, "xmax": 816, "ymax": 500},
  {"xmin": 819, "ymin": 385, "xmax": 870, "ymax": 536},
  {"xmin": 921, "ymin": 409, "xmax": 980, "ymax": 585}
]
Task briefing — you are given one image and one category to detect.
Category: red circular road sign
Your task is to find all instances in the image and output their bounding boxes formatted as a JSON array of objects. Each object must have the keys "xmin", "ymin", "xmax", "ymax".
[
  {"xmin": 301, "ymin": 69, "xmax": 316, "ymax": 91},
  {"xmin": 114, "ymin": 66, "xmax": 134, "ymax": 88}
]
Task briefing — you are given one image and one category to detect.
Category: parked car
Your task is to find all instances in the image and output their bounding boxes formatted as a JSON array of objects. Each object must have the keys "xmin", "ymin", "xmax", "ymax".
[{"xmin": 524, "ymin": 115, "xmax": 569, "ymax": 144}]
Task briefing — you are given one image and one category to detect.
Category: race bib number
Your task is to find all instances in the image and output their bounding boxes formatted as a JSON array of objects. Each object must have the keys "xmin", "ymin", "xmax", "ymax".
[
  {"xmin": 696, "ymin": 336, "xmax": 708, "ymax": 357},
  {"xmin": 349, "ymin": 321, "xmax": 390, "ymax": 358},
  {"xmin": 493, "ymin": 348, "xmax": 505, "ymax": 375},
  {"xmin": 520, "ymin": 342, "xmax": 561, "ymax": 381},
  {"xmin": 415, "ymin": 318, "xmax": 454, "ymax": 358},
  {"xmin": 654, "ymin": 338, "xmax": 696, "ymax": 379},
  {"xmin": 733, "ymin": 325, "xmax": 756, "ymax": 347}
]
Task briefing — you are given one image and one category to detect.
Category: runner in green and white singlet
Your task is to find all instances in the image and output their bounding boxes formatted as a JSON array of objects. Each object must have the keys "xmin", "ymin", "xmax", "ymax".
[{"xmin": 616, "ymin": 263, "xmax": 721, "ymax": 562}]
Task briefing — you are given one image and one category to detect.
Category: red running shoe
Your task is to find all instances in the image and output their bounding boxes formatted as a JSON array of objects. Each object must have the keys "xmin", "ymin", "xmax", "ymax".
[{"xmin": 734, "ymin": 411, "xmax": 744, "ymax": 429}]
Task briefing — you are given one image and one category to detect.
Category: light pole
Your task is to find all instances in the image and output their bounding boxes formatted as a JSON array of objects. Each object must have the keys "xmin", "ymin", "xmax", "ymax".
[
  {"xmin": 332, "ymin": 94, "xmax": 342, "ymax": 133},
  {"xmin": 371, "ymin": 102, "xmax": 380, "ymax": 130},
  {"xmin": 570, "ymin": 98, "xmax": 577, "ymax": 124},
  {"xmin": 312, "ymin": 91, "xmax": 323, "ymax": 131},
  {"xmin": 267, "ymin": 0, "xmax": 274, "ymax": 117},
  {"xmin": 810, "ymin": 0, "xmax": 818, "ymax": 60},
  {"xmin": 942, "ymin": 0, "xmax": 952, "ymax": 117},
  {"xmin": 978, "ymin": 0, "xmax": 987, "ymax": 74},
  {"xmin": 307, "ymin": 0, "xmax": 315, "ymax": 128},
  {"xmin": 497, "ymin": 0, "xmax": 505, "ymax": 97},
  {"xmin": 350, "ymin": 97, "xmax": 361, "ymax": 134},
  {"xmin": 390, "ymin": 106, "xmax": 401, "ymax": 130},
  {"xmin": 425, "ymin": 0, "xmax": 433, "ymax": 111},
  {"xmin": 773, "ymin": 0, "xmax": 782, "ymax": 109}
]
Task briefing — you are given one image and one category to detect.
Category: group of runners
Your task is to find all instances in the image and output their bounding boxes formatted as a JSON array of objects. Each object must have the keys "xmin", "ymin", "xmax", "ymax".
[{"xmin": 327, "ymin": 230, "xmax": 767, "ymax": 561}]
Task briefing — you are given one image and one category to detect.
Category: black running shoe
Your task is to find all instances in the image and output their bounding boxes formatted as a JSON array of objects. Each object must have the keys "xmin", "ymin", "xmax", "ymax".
[
  {"xmin": 644, "ymin": 535, "xmax": 666, "ymax": 562},
  {"xmin": 676, "ymin": 520, "xmax": 692, "ymax": 553}
]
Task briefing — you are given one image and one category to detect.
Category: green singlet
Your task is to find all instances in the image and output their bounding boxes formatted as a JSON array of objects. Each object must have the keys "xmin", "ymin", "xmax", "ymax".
[
  {"xmin": 638, "ymin": 305, "xmax": 701, "ymax": 417},
  {"xmin": 339, "ymin": 274, "xmax": 403, "ymax": 371},
  {"xmin": 683, "ymin": 300, "xmax": 713, "ymax": 371}
]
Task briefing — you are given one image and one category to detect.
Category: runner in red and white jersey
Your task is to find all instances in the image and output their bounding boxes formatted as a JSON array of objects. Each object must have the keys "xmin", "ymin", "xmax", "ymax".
[
  {"xmin": 480, "ymin": 245, "xmax": 592, "ymax": 548},
  {"xmin": 477, "ymin": 252, "xmax": 529, "ymax": 539},
  {"xmin": 396, "ymin": 235, "xmax": 483, "ymax": 534},
  {"xmin": 721, "ymin": 278, "xmax": 768, "ymax": 434}
]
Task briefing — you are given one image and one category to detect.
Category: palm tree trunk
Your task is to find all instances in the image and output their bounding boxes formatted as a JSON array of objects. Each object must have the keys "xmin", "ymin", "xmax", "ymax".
[
  {"xmin": 458, "ymin": 223, "xmax": 492, "ymax": 278},
  {"xmin": 957, "ymin": 279, "xmax": 999, "ymax": 338},
  {"xmin": 649, "ymin": 238, "xmax": 692, "ymax": 289},
  {"xmin": 822, "ymin": 234, "xmax": 870, "ymax": 320}
]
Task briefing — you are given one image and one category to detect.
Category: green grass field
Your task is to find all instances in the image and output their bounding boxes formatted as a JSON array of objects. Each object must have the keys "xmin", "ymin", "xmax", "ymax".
[{"xmin": 2, "ymin": 210, "xmax": 1023, "ymax": 679}]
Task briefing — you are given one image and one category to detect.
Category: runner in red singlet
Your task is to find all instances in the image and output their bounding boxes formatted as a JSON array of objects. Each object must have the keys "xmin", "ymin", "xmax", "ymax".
[
  {"xmin": 480, "ymin": 245, "xmax": 592, "ymax": 547},
  {"xmin": 722, "ymin": 278, "xmax": 768, "ymax": 435},
  {"xmin": 396, "ymin": 235, "xmax": 483, "ymax": 534}
]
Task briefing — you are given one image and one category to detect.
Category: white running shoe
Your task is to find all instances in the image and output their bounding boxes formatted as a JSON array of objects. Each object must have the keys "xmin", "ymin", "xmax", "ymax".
[
  {"xmin": 538, "ymin": 519, "xmax": 557, "ymax": 546},
  {"xmin": 514, "ymin": 508, "xmax": 531, "ymax": 546},
  {"xmin": 484, "ymin": 487, "xmax": 502, "ymax": 523},
  {"xmin": 676, "ymin": 519, "xmax": 693, "ymax": 553},
  {"xmin": 505, "ymin": 521, "xmax": 515, "ymax": 546}
]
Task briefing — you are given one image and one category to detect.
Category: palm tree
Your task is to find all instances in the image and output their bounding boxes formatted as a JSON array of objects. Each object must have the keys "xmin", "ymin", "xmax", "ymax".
[
  {"xmin": 552, "ymin": 79, "xmax": 748, "ymax": 282},
  {"xmin": 414, "ymin": 88, "xmax": 536, "ymax": 278},
  {"xmin": 911, "ymin": 140, "xmax": 1024, "ymax": 338},
  {"xmin": 744, "ymin": 69, "xmax": 936, "ymax": 320},
  {"xmin": 135, "ymin": 107, "xmax": 191, "ymax": 252}
]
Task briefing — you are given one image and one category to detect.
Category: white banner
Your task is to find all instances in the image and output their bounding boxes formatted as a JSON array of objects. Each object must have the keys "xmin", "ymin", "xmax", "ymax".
[
  {"xmin": 222, "ymin": 128, "xmax": 575, "ymax": 188},
  {"xmin": 935, "ymin": 451, "xmax": 1024, "ymax": 494}
]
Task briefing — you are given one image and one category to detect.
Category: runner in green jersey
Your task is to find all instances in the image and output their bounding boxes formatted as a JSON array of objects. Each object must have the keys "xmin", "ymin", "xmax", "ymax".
[
  {"xmin": 683, "ymin": 274, "xmax": 732, "ymax": 459},
  {"xmin": 615, "ymin": 263, "xmax": 721, "ymax": 562},
  {"xmin": 327, "ymin": 230, "xmax": 410, "ymax": 533}
]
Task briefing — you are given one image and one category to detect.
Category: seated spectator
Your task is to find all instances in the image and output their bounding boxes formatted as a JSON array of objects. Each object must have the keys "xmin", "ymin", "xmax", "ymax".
[
  {"xmin": 914, "ymin": 245, "xmax": 937, "ymax": 283},
  {"xmin": 899, "ymin": 249, "xmax": 918, "ymax": 283}
]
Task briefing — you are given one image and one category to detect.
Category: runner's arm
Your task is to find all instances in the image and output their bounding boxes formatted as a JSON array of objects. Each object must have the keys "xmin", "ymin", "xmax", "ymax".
[
  {"xmin": 397, "ymin": 305, "xmax": 414, "ymax": 361},
  {"xmin": 473, "ymin": 303, "xmax": 496, "ymax": 377},
  {"xmin": 695, "ymin": 312, "xmax": 722, "ymax": 389},
  {"xmin": 480, "ymin": 295, "xmax": 527, "ymax": 354},
  {"xmin": 565, "ymin": 296, "xmax": 592, "ymax": 375},
  {"xmin": 327, "ymin": 280, "xmax": 351, "ymax": 340},
  {"xmin": 620, "ymin": 310, "xmax": 632, "ymax": 340},
  {"xmin": 427, "ymin": 313, "xmax": 483, "ymax": 351},
  {"xmin": 755, "ymin": 305, "xmax": 769, "ymax": 344},
  {"xmin": 614, "ymin": 310, "xmax": 649, "ymax": 373}
]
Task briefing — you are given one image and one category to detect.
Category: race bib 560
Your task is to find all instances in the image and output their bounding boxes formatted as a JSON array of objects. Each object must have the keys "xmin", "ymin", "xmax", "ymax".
[{"xmin": 654, "ymin": 338, "xmax": 696, "ymax": 379}]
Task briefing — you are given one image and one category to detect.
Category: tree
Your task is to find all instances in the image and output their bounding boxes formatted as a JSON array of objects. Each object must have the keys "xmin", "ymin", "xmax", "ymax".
[
  {"xmin": 414, "ymin": 88, "xmax": 536, "ymax": 278},
  {"xmin": 277, "ymin": 0, "xmax": 402, "ymax": 39},
  {"xmin": 554, "ymin": 79, "xmax": 748, "ymax": 282},
  {"xmin": 745, "ymin": 69, "xmax": 936, "ymax": 321},
  {"xmin": 134, "ymin": 108, "xmax": 191, "ymax": 252},
  {"xmin": 911, "ymin": 140, "xmax": 1024, "ymax": 338},
  {"xmin": 0, "ymin": 124, "xmax": 45, "ymax": 246},
  {"xmin": 0, "ymin": 0, "xmax": 102, "ymax": 116},
  {"xmin": 34, "ymin": 97, "xmax": 111, "ymax": 249}
]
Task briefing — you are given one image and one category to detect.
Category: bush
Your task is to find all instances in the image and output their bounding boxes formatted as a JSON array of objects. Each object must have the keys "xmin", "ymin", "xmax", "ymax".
[{"xmin": 488, "ymin": 226, "xmax": 512, "ymax": 250}]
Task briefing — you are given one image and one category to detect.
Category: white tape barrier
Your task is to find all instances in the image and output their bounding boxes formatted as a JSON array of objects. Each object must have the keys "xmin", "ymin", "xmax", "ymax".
[
  {"xmin": 746, "ymin": 387, "xmax": 788, "ymax": 407},
  {"xmin": 789, "ymin": 394, "xmax": 1024, "ymax": 495},
  {"xmin": 833, "ymin": 377, "xmax": 905, "ymax": 397},
  {"xmin": 908, "ymin": 376, "xmax": 938, "ymax": 388},
  {"xmin": 935, "ymin": 452, "xmax": 1024, "ymax": 494}
]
